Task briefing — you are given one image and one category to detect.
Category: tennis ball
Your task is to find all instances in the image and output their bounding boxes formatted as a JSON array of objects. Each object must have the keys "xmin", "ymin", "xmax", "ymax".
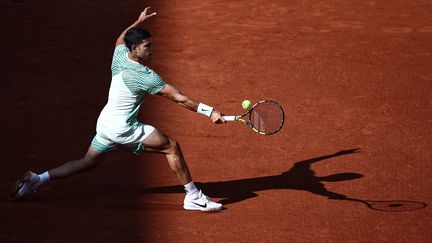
[{"xmin": 242, "ymin": 100, "xmax": 252, "ymax": 109}]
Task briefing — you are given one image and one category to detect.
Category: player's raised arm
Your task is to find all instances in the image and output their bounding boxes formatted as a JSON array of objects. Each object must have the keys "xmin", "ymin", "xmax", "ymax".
[
  {"xmin": 158, "ymin": 84, "xmax": 226, "ymax": 124},
  {"xmin": 115, "ymin": 7, "xmax": 156, "ymax": 47}
]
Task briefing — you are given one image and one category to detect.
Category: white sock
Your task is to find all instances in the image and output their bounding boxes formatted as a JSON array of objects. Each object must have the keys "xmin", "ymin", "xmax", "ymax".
[
  {"xmin": 38, "ymin": 171, "xmax": 50, "ymax": 184},
  {"xmin": 184, "ymin": 181, "xmax": 199, "ymax": 196}
]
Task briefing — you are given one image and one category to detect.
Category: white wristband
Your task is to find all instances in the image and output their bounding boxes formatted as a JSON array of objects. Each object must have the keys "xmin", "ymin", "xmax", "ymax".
[{"xmin": 197, "ymin": 103, "xmax": 214, "ymax": 117}]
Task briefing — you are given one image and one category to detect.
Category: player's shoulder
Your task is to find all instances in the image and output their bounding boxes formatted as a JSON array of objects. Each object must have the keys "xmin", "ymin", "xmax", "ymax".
[
  {"xmin": 122, "ymin": 65, "xmax": 149, "ymax": 80},
  {"xmin": 124, "ymin": 64, "xmax": 157, "ymax": 76},
  {"xmin": 139, "ymin": 66, "xmax": 162, "ymax": 83},
  {"xmin": 113, "ymin": 44, "xmax": 129, "ymax": 60},
  {"xmin": 114, "ymin": 44, "xmax": 129, "ymax": 53}
]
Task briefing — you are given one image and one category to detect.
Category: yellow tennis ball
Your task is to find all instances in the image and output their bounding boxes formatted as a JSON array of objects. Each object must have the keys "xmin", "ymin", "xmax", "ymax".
[{"xmin": 242, "ymin": 100, "xmax": 252, "ymax": 109}]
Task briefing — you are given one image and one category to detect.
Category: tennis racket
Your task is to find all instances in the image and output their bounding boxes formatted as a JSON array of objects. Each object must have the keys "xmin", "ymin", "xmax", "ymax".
[{"xmin": 223, "ymin": 100, "xmax": 285, "ymax": 135}]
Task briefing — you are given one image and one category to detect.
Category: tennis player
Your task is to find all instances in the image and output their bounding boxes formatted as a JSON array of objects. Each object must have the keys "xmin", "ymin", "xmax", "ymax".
[{"xmin": 9, "ymin": 7, "xmax": 225, "ymax": 211}]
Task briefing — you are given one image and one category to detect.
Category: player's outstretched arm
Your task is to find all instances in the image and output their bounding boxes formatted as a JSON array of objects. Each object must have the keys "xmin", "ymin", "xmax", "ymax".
[
  {"xmin": 158, "ymin": 84, "xmax": 226, "ymax": 124},
  {"xmin": 115, "ymin": 7, "xmax": 156, "ymax": 47}
]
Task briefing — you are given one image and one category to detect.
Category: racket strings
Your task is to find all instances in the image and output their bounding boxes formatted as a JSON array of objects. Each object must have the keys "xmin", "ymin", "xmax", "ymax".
[{"xmin": 249, "ymin": 102, "xmax": 284, "ymax": 134}]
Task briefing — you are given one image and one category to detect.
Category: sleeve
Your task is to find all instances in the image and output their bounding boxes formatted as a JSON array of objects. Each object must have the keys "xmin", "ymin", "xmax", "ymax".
[
  {"xmin": 137, "ymin": 69, "xmax": 167, "ymax": 95},
  {"xmin": 113, "ymin": 44, "xmax": 129, "ymax": 58},
  {"xmin": 111, "ymin": 45, "xmax": 129, "ymax": 75}
]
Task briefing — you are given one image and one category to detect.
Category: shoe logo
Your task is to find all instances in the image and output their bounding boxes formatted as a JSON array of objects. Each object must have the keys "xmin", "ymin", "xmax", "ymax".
[
  {"xmin": 192, "ymin": 202, "xmax": 207, "ymax": 208},
  {"xmin": 201, "ymin": 109, "xmax": 209, "ymax": 112}
]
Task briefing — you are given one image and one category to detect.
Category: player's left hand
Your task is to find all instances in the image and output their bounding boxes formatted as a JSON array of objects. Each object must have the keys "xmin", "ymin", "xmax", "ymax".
[
  {"xmin": 138, "ymin": 7, "xmax": 157, "ymax": 22},
  {"xmin": 210, "ymin": 110, "xmax": 226, "ymax": 124}
]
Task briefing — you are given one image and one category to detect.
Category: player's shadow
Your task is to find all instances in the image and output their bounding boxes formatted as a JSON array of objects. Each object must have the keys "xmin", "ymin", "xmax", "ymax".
[{"xmin": 142, "ymin": 148, "xmax": 363, "ymax": 205}]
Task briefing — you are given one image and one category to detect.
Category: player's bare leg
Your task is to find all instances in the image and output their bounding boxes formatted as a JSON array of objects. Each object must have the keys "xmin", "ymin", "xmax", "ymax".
[
  {"xmin": 141, "ymin": 129, "xmax": 222, "ymax": 211},
  {"xmin": 9, "ymin": 146, "xmax": 108, "ymax": 201},
  {"xmin": 48, "ymin": 146, "xmax": 108, "ymax": 179},
  {"xmin": 141, "ymin": 129, "xmax": 192, "ymax": 185}
]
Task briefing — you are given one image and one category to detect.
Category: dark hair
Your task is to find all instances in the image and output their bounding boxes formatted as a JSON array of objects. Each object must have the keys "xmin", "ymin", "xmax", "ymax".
[{"xmin": 124, "ymin": 27, "xmax": 152, "ymax": 51}]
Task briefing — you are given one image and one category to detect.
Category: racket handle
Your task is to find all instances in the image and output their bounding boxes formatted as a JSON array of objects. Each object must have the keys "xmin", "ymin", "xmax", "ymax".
[{"xmin": 223, "ymin": 116, "xmax": 237, "ymax": 121}]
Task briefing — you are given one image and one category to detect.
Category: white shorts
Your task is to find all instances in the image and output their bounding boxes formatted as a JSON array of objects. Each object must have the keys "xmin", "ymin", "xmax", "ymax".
[{"xmin": 91, "ymin": 122, "xmax": 155, "ymax": 154}]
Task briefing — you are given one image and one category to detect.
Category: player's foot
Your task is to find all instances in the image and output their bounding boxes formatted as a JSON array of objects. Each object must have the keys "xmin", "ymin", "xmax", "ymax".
[
  {"xmin": 183, "ymin": 190, "xmax": 222, "ymax": 211},
  {"xmin": 9, "ymin": 171, "xmax": 42, "ymax": 201}
]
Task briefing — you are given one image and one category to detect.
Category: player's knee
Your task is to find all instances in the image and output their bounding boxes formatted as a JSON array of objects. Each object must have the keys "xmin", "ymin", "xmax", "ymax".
[
  {"xmin": 166, "ymin": 138, "xmax": 180, "ymax": 155},
  {"xmin": 81, "ymin": 157, "xmax": 100, "ymax": 171}
]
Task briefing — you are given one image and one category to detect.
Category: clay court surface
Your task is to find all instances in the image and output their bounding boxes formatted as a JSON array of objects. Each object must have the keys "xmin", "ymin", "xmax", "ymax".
[{"xmin": 1, "ymin": 0, "xmax": 432, "ymax": 242}]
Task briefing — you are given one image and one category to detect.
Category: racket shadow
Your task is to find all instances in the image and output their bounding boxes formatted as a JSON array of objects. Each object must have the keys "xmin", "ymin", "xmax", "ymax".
[
  {"xmin": 342, "ymin": 198, "xmax": 428, "ymax": 212},
  {"xmin": 142, "ymin": 148, "xmax": 365, "ymax": 205}
]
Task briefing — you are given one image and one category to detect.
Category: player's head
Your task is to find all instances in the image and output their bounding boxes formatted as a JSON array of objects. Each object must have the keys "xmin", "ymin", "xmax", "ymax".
[{"xmin": 125, "ymin": 28, "xmax": 153, "ymax": 60}]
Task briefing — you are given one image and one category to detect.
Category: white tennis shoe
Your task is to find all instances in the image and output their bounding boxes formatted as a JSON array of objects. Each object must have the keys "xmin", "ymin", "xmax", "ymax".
[
  {"xmin": 183, "ymin": 190, "xmax": 222, "ymax": 211},
  {"xmin": 9, "ymin": 171, "xmax": 42, "ymax": 201}
]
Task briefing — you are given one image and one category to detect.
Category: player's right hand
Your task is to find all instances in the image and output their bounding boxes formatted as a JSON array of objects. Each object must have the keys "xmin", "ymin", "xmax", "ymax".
[{"xmin": 210, "ymin": 110, "xmax": 226, "ymax": 124}]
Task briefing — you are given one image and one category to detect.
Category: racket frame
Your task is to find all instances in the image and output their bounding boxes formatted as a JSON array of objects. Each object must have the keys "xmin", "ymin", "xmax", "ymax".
[{"xmin": 224, "ymin": 100, "xmax": 285, "ymax": 135}]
